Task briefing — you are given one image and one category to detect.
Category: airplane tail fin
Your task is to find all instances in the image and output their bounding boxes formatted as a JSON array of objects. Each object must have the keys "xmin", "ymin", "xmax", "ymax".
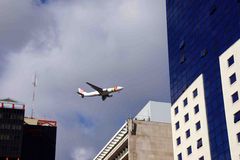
[{"xmin": 77, "ymin": 88, "xmax": 86, "ymax": 98}]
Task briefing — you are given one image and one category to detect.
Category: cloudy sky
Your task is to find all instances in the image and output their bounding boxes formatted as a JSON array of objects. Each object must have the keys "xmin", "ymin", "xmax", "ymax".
[{"xmin": 0, "ymin": 0, "xmax": 169, "ymax": 159}]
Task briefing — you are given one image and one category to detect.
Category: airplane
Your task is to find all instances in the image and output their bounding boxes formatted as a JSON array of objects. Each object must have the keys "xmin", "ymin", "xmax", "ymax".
[{"xmin": 77, "ymin": 82, "xmax": 124, "ymax": 101}]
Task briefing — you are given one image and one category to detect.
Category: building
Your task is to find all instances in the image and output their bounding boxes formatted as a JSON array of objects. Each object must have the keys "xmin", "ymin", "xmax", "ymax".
[
  {"xmin": 0, "ymin": 99, "xmax": 25, "ymax": 160},
  {"xmin": 0, "ymin": 98, "xmax": 57, "ymax": 160},
  {"xmin": 166, "ymin": 1, "xmax": 240, "ymax": 160},
  {"xmin": 219, "ymin": 40, "xmax": 240, "ymax": 159},
  {"xmin": 21, "ymin": 117, "xmax": 57, "ymax": 160},
  {"xmin": 93, "ymin": 101, "xmax": 173, "ymax": 160}
]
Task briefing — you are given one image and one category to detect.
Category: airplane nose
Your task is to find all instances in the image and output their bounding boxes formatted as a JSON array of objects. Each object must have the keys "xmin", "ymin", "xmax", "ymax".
[{"xmin": 119, "ymin": 86, "xmax": 124, "ymax": 90}]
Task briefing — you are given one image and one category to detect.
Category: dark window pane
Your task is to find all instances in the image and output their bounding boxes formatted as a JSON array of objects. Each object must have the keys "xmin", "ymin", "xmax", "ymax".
[
  {"xmin": 232, "ymin": 91, "xmax": 239, "ymax": 103},
  {"xmin": 199, "ymin": 156, "xmax": 204, "ymax": 160},
  {"xmin": 178, "ymin": 153, "xmax": 182, "ymax": 160},
  {"xmin": 186, "ymin": 129, "xmax": 190, "ymax": 138},
  {"xmin": 229, "ymin": 73, "xmax": 237, "ymax": 84},
  {"xmin": 197, "ymin": 138, "xmax": 203, "ymax": 149},
  {"xmin": 194, "ymin": 104, "xmax": 199, "ymax": 114},
  {"xmin": 234, "ymin": 111, "xmax": 240, "ymax": 123},
  {"xmin": 196, "ymin": 121, "xmax": 201, "ymax": 131},
  {"xmin": 187, "ymin": 146, "xmax": 192, "ymax": 155},
  {"xmin": 177, "ymin": 137, "xmax": 181, "ymax": 145},
  {"xmin": 176, "ymin": 121, "xmax": 180, "ymax": 130},
  {"xmin": 184, "ymin": 113, "xmax": 189, "ymax": 122},
  {"xmin": 228, "ymin": 55, "xmax": 234, "ymax": 67},
  {"xmin": 183, "ymin": 98, "xmax": 188, "ymax": 107},
  {"xmin": 237, "ymin": 132, "xmax": 240, "ymax": 143},
  {"xmin": 175, "ymin": 106, "xmax": 179, "ymax": 115},
  {"xmin": 193, "ymin": 88, "xmax": 198, "ymax": 98}
]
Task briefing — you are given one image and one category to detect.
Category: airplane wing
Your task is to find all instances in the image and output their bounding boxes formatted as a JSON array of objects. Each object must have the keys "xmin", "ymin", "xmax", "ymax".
[{"xmin": 86, "ymin": 82, "xmax": 103, "ymax": 93}]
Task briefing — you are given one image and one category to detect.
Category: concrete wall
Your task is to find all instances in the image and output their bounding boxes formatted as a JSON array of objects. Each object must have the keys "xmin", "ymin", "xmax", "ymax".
[{"xmin": 128, "ymin": 120, "xmax": 173, "ymax": 160}]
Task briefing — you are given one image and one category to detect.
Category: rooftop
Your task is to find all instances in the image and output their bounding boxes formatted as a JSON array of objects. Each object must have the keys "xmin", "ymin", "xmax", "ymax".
[{"xmin": 0, "ymin": 98, "xmax": 25, "ymax": 110}]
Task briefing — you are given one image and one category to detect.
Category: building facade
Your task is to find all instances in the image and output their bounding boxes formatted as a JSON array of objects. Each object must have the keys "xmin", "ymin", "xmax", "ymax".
[
  {"xmin": 219, "ymin": 40, "xmax": 240, "ymax": 160},
  {"xmin": 0, "ymin": 98, "xmax": 57, "ymax": 160},
  {"xmin": 21, "ymin": 118, "xmax": 57, "ymax": 160},
  {"xmin": 0, "ymin": 99, "xmax": 25, "ymax": 160},
  {"xmin": 167, "ymin": 0, "xmax": 240, "ymax": 159},
  {"xmin": 94, "ymin": 101, "xmax": 173, "ymax": 160}
]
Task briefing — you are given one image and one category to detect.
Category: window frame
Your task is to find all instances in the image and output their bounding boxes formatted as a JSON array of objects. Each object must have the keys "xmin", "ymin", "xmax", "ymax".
[
  {"xmin": 196, "ymin": 121, "xmax": 201, "ymax": 131},
  {"xmin": 178, "ymin": 153, "xmax": 182, "ymax": 160},
  {"xmin": 237, "ymin": 132, "xmax": 240, "ymax": 143},
  {"xmin": 197, "ymin": 138, "xmax": 203, "ymax": 149},
  {"xmin": 184, "ymin": 113, "xmax": 189, "ymax": 122},
  {"xmin": 232, "ymin": 91, "xmax": 239, "ymax": 103},
  {"xmin": 187, "ymin": 146, "xmax": 192, "ymax": 155},
  {"xmin": 194, "ymin": 104, "xmax": 200, "ymax": 114},
  {"xmin": 234, "ymin": 111, "xmax": 240, "ymax": 123},
  {"xmin": 229, "ymin": 73, "xmax": 237, "ymax": 85},
  {"xmin": 175, "ymin": 106, "xmax": 179, "ymax": 115},
  {"xmin": 183, "ymin": 98, "xmax": 188, "ymax": 107},
  {"xmin": 228, "ymin": 55, "xmax": 234, "ymax": 67},
  {"xmin": 186, "ymin": 129, "xmax": 191, "ymax": 139},
  {"xmin": 193, "ymin": 88, "xmax": 198, "ymax": 98},
  {"xmin": 177, "ymin": 137, "xmax": 181, "ymax": 146},
  {"xmin": 176, "ymin": 121, "xmax": 180, "ymax": 130}
]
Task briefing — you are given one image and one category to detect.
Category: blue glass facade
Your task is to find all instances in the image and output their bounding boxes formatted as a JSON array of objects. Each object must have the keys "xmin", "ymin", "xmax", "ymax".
[{"xmin": 166, "ymin": 0, "xmax": 240, "ymax": 159}]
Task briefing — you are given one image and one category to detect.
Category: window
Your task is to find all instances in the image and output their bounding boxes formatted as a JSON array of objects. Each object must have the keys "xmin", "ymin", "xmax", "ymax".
[
  {"xmin": 175, "ymin": 106, "xmax": 179, "ymax": 115},
  {"xmin": 186, "ymin": 129, "xmax": 190, "ymax": 138},
  {"xmin": 194, "ymin": 104, "xmax": 199, "ymax": 114},
  {"xmin": 237, "ymin": 132, "xmax": 240, "ymax": 143},
  {"xmin": 187, "ymin": 146, "xmax": 192, "ymax": 155},
  {"xmin": 199, "ymin": 156, "xmax": 204, "ymax": 160},
  {"xmin": 229, "ymin": 73, "xmax": 237, "ymax": 85},
  {"xmin": 209, "ymin": 4, "xmax": 217, "ymax": 15},
  {"xmin": 196, "ymin": 121, "xmax": 201, "ymax": 131},
  {"xmin": 178, "ymin": 153, "xmax": 182, "ymax": 160},
  {"xmin": 177, "ymin": 137, "xmax": 181, "ymax": 145},
  {"xmin": 183, "ymin": 98, "xmax": 188, "ymax": 107},
  {"xmin": 232, "ymin": 91, "xmax": 239, "ymax": 103},
  {"xmin": 228, "ymin": 55, "xmax": 234, "ymax": 67},
  {"xmin": 193, "ymin": 88, "xmax": 198, "ymax": 98},
  {"xmin": 176, "ymin": 121, "xmax": 180, "ymax": 130},
  {"xmin": 184, "ymin": 113, "xmax": 189, "ymax": 122},
  {"xmin": 197, "ymin": 138, "xmax": 203, "ymax": 149},
  {"xmin": 200, "ymin": 49, "xmax": 208, "ymax": 57},
  {"xmin": 234, "ymin": 111, "xmax": 240, "ymax": 123}
]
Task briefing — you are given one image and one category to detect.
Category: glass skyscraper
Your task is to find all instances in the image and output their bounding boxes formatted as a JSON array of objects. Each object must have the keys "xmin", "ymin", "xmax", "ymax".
[{"xmin": 167, "ymin": 1, "xmax": 240, "ymax": 159}]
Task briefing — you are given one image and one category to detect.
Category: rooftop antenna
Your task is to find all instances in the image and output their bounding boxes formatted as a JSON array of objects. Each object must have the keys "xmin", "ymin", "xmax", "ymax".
[{"xmin": 31, "ymin": 72, "xmax": 37, "ymax": 118}]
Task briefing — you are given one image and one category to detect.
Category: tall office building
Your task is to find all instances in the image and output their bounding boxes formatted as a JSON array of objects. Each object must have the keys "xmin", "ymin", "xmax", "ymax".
[
  {"xmin": 21, "ymin": 118, "xmax": 57, "ymax": 160},
  {"xmin": 0, "ymin": 98, "xmax": 57, "ymax": 160},
  {"xmin": 167, "ymin": 1, "xmax": 240, "ymax": 160},
  {"xmin": 0, "ymin": 99, "xmax": 25, "ymax": 160}
]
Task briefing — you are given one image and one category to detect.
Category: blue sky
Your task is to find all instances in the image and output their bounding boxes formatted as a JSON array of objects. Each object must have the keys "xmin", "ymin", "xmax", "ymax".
[{"xmin": 0, "ymin": 0, "xmax": 169, "ymax": 159}]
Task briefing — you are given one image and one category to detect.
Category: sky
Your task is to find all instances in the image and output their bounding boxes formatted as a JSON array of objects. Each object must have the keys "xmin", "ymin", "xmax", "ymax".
[{"xmin": 0, "ymin": 0, "xmax": 169, "ymax": 159}]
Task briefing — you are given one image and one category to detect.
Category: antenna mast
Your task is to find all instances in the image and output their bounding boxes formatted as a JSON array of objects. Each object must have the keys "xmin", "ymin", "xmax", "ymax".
[{"xmin": 31, "ymin": 73, "xmax": 37, "ymax": 118}]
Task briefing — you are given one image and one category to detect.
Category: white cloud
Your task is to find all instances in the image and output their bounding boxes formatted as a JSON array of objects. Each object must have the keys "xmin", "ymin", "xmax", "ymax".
[{"xmin": 71, "ymin": 147, "xmax": 94, "ymax": 160}]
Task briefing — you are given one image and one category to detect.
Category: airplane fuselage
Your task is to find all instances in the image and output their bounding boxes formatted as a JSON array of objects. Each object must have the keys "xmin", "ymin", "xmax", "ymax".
[{"xmin": 77, "ymin": 83, "xmax": 123, "ymax": 101}]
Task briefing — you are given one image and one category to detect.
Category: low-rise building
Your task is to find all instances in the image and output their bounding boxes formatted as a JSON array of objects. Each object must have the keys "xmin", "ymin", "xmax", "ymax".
[{"xmin": 94, "ymin": 101, "xmax": 173, "ymax": 160}]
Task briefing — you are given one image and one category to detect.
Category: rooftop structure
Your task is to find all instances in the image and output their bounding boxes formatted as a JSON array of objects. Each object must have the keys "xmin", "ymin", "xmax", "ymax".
[
  {"xmin": 94, "ymin": 101, "xmax": 173, "ymax": 160},
  {"xmin": 0, "ymin": 98, "xmax": 25, "ymax": 160}
]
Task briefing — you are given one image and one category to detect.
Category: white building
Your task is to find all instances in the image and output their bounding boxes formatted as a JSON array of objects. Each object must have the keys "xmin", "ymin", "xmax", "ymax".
[
  {"xmin": 171, "ymin": 40, "xmax": 240, "ymax": 160},
  {"xmin": 219, "ymin": 39, "xmax": 240, "ymax": 160},
  {"xmin": 171, "ymin": 75, "xmax": 211, "ymax": 160}
]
